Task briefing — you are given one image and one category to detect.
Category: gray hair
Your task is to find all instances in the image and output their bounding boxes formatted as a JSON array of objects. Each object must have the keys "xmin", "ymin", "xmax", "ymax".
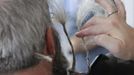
[{"xmin": 0, "ymin": 0, "xmax": 51, "ymax": 73}]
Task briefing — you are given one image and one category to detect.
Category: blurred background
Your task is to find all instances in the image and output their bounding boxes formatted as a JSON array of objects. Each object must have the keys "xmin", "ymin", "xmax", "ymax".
[{"xmin": 122, "ymin": 0, "xmax": 134, "ymax": 27}]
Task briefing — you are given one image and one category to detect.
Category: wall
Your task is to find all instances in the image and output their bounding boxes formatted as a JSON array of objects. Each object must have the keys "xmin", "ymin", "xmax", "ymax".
[{"xmin": 123, "ymin": 0, "xmax": 134, "ymax": 27}]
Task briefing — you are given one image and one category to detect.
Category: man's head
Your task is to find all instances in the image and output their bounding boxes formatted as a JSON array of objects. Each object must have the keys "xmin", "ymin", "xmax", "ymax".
[{"xmin": 0, "ymin": 0, "xmax": 51, "ymax": 73}]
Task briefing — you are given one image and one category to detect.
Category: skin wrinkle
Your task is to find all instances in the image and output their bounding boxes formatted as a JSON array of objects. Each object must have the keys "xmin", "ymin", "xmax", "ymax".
[{"xmin": 0, "ymin": 0, "xmax": 53, "ymax": 74}]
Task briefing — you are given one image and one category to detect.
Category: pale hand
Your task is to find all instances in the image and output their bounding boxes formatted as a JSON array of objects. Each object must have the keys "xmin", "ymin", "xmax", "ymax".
[{"xmin": 76, "ymin": 0, "xmax": 134, "ymax": 60}]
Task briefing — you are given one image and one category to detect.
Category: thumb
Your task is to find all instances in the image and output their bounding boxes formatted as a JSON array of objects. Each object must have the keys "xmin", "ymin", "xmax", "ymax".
[{"xmin": 94, "ymin": 34, "xmax": 123, "ymax": 55}]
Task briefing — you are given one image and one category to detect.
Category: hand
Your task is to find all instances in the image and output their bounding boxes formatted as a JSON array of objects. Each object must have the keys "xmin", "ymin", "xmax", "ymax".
[
  {"xmin": 76, "ymin": 0, "xmax": 134, "ymax": 60},
  {"xmin": 70, "ymin": 36, "xmax": 96, "ymax": 52}
]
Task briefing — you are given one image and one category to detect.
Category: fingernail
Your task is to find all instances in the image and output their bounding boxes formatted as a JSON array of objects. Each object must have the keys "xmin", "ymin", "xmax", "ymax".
[
  {"xmin": 75, "ymin": 32, "xmax": 80, "ymax": 36},
  {"xmin": 75, "ymin": 32, "xmax": 84, "ymax": 37}
]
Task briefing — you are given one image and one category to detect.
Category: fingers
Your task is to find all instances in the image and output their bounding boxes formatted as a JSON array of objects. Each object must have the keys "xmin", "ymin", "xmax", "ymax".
[
  {"xmin": 76, "ymin": 16, "xmax": 110, "ymax": 37},
  {"xmin": 93, "ymin": 34, "xmax": 123, "ymax": 56},
  {"xmin": 70, "ymin": 36, "xmax": 96, "ymax": 52},
  {"xmin": 114, "ymin": 0, "xmax": 126, "ymax": 19},
  {"xmin": 76, "ymin": 24, "xmax": 110, "ymax": 37},
  {"xmin": 95, "ymin": 0, "xmax": 117, "ymax": 14},
  {"xmin": 81, "ymin": 16, "xmax": 107, "ymax": 29},
  {"xmin": 96, "ymin": 0, "xmax": 126, "ymax": 19}
]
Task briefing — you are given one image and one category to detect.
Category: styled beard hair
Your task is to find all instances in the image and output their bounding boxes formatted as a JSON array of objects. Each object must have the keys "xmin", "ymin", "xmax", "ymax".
[{"xmin": 0, "ymin": 0, "xmax": 51, "ymax": 73}]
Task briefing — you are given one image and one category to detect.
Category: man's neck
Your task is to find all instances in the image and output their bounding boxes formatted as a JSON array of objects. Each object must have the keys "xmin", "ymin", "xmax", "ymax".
[{"xmin": 10, "ymin": 60, "xmax": 52, "ymax": 75}]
